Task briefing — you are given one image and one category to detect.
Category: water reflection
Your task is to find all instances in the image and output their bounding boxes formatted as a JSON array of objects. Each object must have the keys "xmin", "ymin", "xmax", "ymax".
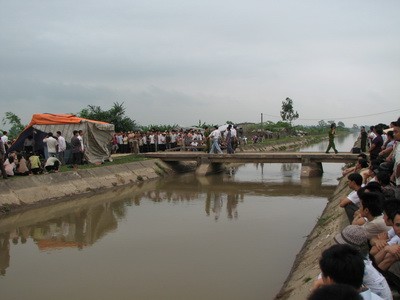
[{"xmin": 0, "ymin": 173, "xmax": 335, "ymax": 277}]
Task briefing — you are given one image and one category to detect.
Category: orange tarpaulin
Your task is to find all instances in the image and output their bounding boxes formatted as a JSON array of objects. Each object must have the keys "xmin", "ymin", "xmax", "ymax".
[{"xmin": 27, "ymin": 113, "xmax": 110, "ymax": 126}]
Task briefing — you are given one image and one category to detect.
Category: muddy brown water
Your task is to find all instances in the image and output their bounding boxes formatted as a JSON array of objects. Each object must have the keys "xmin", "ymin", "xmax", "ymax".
[{"xmin": 0, "ymin": 133, "xmax": 357, "ymax": 300}]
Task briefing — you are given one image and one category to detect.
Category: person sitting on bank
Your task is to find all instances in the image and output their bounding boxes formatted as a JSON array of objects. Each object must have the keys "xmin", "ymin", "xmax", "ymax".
[
  {"xmin": 374, "ymin": 208, "xmax": 400, "ymax": 273},
  {"xmin": 28, "ymin": 152, "xmax": 42, "ymax": 175},
  {"xmin": 370, "ymin": 199, "xmax": 400, "ymax": 258},
  {"xmin": 15, "ymin": 153, "xmax": 30, "ymax": 176},
  {"xmin": 353, "ymin": 189, "xmax": 390, "ymax": 239},
  {"xmin": 342, "ymin": 157, "xmax": 369, "ymax": 177},
  {"xmin": 331, "ymin": 225, "xmax": 392, "ymax": 299},
  {"xmin": 311, "ymin": 244, "xmax": 384, "ymax": 299},
  {"xmin": 44, "ymin": 156, "xmax": 61, "ymax": 173},
  {"xmin": 3, "ymin": 155, "xmax": 15, "ymax": 177},
  {"xmin": 340, "ymin": 173, "xmax": 364, "ymax": 223}
]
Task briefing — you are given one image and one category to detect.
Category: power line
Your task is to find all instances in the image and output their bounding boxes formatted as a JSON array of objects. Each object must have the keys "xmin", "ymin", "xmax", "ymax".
[{"xmin": 262, "ymin": 108, "xmax": 400, "ymax": 122}]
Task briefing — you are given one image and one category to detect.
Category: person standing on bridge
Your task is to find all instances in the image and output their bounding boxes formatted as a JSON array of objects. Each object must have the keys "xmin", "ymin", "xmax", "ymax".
[
  {"xmin": 208, "ymin": 126, "xmax": 223, "ymax": 154},
  {"xmin": 325, "ymin": 123, "xmax": 338, "ymax": 154}
]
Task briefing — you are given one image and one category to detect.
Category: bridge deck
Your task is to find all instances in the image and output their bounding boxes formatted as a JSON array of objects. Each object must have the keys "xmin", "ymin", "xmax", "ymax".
[{"xmin": 144, "ymin": 151, "xmax": 358, "ymax": 164}]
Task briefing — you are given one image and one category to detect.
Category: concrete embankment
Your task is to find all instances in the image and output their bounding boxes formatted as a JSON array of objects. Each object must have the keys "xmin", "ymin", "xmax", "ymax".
[
  {"xmin": 275, "ymin": 177, "xmax": 349, "ymax": 299},
  {"xmin": 0, "ymin": 159, "xmax": 174, "ymax": 214}
]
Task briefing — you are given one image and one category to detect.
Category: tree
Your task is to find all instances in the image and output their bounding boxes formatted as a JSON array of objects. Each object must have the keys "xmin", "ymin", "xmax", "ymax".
[
  {"xmin": 337, "ymin": 121, "xmax": 345, "ymax": 128},
  {"xmin": 318, "ymin": 120, "xmax": 327, "ymax": 127},
  {"xmin": 280, "ymin": 97, "xmax": 299, "ymax": 126},
  {"xmin": 1, "ymin": 112, "xmax": 25, "ymax": 139},
  {"xmin": 79, "ymin": 102, "xmax": 137, "ymax": 132}
]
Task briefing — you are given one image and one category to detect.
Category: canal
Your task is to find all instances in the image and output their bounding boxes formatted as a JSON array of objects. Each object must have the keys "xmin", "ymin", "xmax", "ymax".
[{"xmin": 0, "ymin": 133, "xmax": 358, "ymax": 300}]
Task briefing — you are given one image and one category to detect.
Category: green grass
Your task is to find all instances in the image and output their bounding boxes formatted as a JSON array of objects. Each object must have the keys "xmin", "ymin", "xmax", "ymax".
[
  {"xmin": 316, "ymin": 214, "xmax": 332, "ymax": 227},
  {"xmin": 60, "ymin": 154, "xmax": 147, "ymax": 172}
]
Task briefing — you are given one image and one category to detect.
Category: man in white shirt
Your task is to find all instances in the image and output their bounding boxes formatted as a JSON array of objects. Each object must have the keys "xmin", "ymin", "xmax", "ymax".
[
  {"xmin": 56, "ymin": 131, "xmax": 66, "ymax": 164},
  {"xmin": 1, "ymin": 131, "xmax": 8, "ymax": 151},
  {"xmin": 43, "ymin": 132, "xmax": 58, "ymax": 158},
  {"xmin": 340, "ymin": 173, "xmax": 364, "ymax": 223},
  {"xmin": 208, "ymin": 126, "xmax": 223, "ymax": 154}
]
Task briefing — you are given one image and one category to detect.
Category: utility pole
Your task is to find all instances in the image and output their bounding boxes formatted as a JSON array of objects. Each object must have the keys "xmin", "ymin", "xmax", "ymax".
[{"xmin": 261, "ymin": 113, "xmax": 263, "ymax": 128}]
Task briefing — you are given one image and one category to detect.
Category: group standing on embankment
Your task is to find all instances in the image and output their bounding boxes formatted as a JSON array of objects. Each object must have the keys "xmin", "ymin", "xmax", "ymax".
[{"xmin": 277, "ymin": 118, "xmax": 400, "ymax": 299}]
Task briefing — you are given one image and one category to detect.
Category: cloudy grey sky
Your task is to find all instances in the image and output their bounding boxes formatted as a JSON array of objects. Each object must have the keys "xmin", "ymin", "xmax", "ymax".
[{"xmin": 1, "ymin": 0, "xmax": 399, "ymax": 128}]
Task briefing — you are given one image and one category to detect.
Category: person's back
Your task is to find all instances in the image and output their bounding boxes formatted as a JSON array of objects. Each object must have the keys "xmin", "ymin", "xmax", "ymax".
[
  {"xmin": 16, "ymin": 154, "xmax": 29, "ymax": 175},
  {"xmin": 29, "ymin": 154, "xmax": 42, "ymax": 174}
]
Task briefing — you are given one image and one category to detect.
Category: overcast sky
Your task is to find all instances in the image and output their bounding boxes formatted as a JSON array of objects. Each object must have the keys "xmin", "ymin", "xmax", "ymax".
[{"xmin": 1, "ymin": 0, "xmax": 399, "ymax": 129}]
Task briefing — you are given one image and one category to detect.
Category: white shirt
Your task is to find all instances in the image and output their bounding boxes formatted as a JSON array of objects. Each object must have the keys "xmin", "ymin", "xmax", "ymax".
[
  {"xmin": 363, "ymin": 258, "xmax": 392, "ymax": 300},
  {"xmin": 360, "ymin": 288, "xmax": 384, "ymax": 300},
  {"xmin": 78, "ymin": 135, "xmax": 84, "ymax": 151},
  {"xmin": 231, "ymin": 128, "xmax": 237, "ymax": 138},
  {"xmin": 348, "ymin": 190, "xmax": 361, "ymax": 205},
  {"xmin": 1, "ymin": 135, "xmax": 8, "ymax": 144},
  {"xmin": 209, "ymin": 129, "xmax": 221, "ymax": 141},
  {"xmin": 57, "ymin": 136, "xmax": 66, "ymax": 152},
  {"xmin": 43, "ymin": 136, "xmax": 58, "ymax": 153}
]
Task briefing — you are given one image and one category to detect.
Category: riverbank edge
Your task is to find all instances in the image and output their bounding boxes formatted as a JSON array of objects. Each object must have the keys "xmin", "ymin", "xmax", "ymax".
[
  {"xmin": 0, "ymin": 159, "xmax": 176, "ymax": 215},
  {"xmin": 275, "ymin": 176, "xmax": 349, "ymax": 299},
  {"xmin": 0, "ymin": 134, "xmax": 325, "ymax": 214}
]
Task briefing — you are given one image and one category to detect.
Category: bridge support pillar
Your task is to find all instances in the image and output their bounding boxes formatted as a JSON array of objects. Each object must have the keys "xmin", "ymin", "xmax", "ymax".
[
  {"xmin": 195, "ymin": 157, "xmax": 224, "ymax": 176},
  {"xmin": 301, "ymin": 160, "xmax": 323, "ymax": 178}
]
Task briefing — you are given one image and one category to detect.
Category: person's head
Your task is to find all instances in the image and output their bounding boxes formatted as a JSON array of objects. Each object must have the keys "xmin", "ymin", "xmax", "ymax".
[
  {"xmin": 73, "ymin": 130, "xmax": 78, "ymax": 136},
  {"xmin": 375, "ymin": 125, "xmax": 383, "ymax": 135},
  {"xmin": 308, "ymin": 284, "xmax": 362, "ymax": 300},
  {"xmin": 382, "ymin": 199, "xmax": 400, "ymax": 226},
  {"xmin": 360, "ymin": 126, "xmax": 365, "ymax": 132},
  {"xmin": 2, "ymin": 131, "xmax": 7, "ymax": 136},
  {"xmin": 79, "ymin": 130, "xmax": 83, "ymax": 135},
  {"xmin": 357, "ymin": 158, "xmax": 369, "ymax": 169},
  {"xmin": 56, "ymin": 131, "xmax": 62, "ymax": 136},
  {"xmin": 347, "ymin": 173, "xmax": 363, "ymax": 188},
  {"xmin": 330, "ymin": 123, "xmax": 336, "ymax": 129},
  {"xmin": 364, "ymin": 181, "xmax": 383, "ymax": 194},
  {"xmin": 47, "ymin": 132, "xmax": 53, "ymax": 137},
  {"xmin": 319, "ymin": 244, "xmax": 364, "ymax": 289},
  {"xmin": 387, "ymin": 130, "xmax": 394, "ymax": 140},
  {"xmin": 376, "ymin": 171, "xmax": 391, "ymax": 186},
  {"xmin": 357, "ymin": 190, "xmax": 383, "ymax": 218},
  {"xmin": 17, "ymin": 153, "xmax": 23, "ymax": 161},
  {"xmin": 334, "ymin": 225, "xmax": 368, "ymax": 256}
]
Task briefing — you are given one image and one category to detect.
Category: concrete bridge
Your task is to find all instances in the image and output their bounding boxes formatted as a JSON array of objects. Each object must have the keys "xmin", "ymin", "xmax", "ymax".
[{"xmin": 144, "ymin": 151, "xmax": 358, "ymax": 177}]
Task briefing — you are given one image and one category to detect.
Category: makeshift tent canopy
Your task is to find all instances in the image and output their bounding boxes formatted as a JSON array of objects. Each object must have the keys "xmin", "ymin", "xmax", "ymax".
[{"xmin": 9, "ymin": 113, "xmax": 115, "ymax": 164}]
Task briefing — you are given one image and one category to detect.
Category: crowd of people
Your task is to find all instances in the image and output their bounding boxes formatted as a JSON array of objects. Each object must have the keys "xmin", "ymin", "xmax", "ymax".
[
  {"xmin": 0, "ymin": 129, "xmax": 86, "ymax": 178},
  {"xmin": 110, "ymin": 125, "xmax": 241, "ymax": 155},
  {"xmin": 309, "ymin": 118, "xmax": 400, "ymax": 299}
]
